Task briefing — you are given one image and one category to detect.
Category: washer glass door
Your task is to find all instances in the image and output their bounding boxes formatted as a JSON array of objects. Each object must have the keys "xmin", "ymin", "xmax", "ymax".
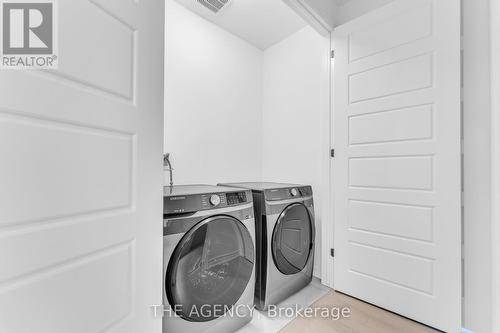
[
  {"xmin": 272, "ymin": 203, "xmax": 313, "ymax": 275},
  {"xmin": 166, "ymin": 215, "xmax": 254, "ymax": 322}
]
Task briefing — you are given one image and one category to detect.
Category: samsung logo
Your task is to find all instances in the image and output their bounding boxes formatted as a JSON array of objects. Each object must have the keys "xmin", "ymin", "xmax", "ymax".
[{"xmin": 169, "ymin": 196, "xmax": 186, "ymax": 201}]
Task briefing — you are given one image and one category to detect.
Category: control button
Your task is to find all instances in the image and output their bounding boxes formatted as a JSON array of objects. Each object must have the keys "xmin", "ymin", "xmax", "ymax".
[
  {"xmin": 290, "ymin": 188, "xmax": 298, "ymax": 197},
  {"xmin": 209, "ymin": 194, "xmax": 221, "ymax": 206}
]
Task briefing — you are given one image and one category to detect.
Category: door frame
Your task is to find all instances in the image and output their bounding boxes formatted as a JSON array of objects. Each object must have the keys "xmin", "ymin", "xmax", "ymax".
[
  {"xmin": 320, "ymin": 34, "xmax": 335, "ymax": 289},
  {"xmin": 490, "ymin": 0, "xmax": 500, "ymax": 330}
]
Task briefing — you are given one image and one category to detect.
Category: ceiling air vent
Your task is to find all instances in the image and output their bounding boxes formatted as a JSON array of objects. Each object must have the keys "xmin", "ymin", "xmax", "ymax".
[{"xmin": 197, "ymin": 0, "xmax": 231, "ymax": 13}]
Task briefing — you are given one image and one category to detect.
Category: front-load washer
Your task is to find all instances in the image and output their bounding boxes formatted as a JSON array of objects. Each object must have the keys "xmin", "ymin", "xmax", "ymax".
[
  {"xmin": 163, "ymin": 185, "xmax": 256, "ymax": 333},
  {"xmin": 218, "ymin": 182, "xmax": 315, "ymax": 310}
]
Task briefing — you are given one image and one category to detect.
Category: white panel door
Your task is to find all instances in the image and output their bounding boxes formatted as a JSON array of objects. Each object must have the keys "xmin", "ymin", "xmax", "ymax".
[
  {"xmin": 0, "ymin": 0, "xmax": 164, "ymax": 332},
  {"xmin": 332, "ymin": 0, "xmax": 461, "ymax": 331}
]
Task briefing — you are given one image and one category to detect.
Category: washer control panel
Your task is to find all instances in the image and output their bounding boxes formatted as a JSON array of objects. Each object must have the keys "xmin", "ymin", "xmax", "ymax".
[
  {"xmin": 199, "ymin": 191, "xmax": 248, "ymax": 210},
  {"xmin": 226, "ymin": 191, "xmax": 248, "ymax": 205},
  {"xmin": 164, "ymin": 190, "xmax": 250, "ymax": 214},
  {"xmin": 209, "ymin": 194, "xmax": 221, "ymax": 206},
  {"xmin": 201, "ymin": 193, "xmax": 227, "ymax": 208}
]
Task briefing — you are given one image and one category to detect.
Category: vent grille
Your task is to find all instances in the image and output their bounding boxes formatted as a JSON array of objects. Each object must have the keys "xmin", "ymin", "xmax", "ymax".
[{"xmin": 197, "ymin": 0, "xmax": 231, "ymax": 13}]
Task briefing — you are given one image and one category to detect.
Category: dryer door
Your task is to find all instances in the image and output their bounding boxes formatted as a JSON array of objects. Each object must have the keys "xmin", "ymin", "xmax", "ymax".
[
  {"xmin": 165, "ymin": 215, "xmax": 254, "ymax": 322},
  {"xmin": 272, "ymin": 203, "xmax": 313, "ymax": 275}
]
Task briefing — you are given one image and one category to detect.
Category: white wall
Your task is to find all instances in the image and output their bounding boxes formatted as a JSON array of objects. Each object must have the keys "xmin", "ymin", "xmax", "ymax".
[
  {"xmin": 262, "ymin": 27, "xmax": 330, "ymax": 277},
  {"xmin": 165, "ymin": 1, "xmax": 330, "ymax": 278},
  {"xmin": 164, "ymin": 0, "xmax": 263, "ymax": 185},
  {"xmin": 462, "ymin": 0, "xmax": 492, "ymax": 332}
]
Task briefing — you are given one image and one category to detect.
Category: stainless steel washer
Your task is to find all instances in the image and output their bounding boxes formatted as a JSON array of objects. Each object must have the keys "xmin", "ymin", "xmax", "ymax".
[
  {"xmin": 219, "ymin": 182, "xmax": 315, "ymax": 310},
  {"xmin": 163, "ymin": 185, "xmax": 256, "ymax": 333}
]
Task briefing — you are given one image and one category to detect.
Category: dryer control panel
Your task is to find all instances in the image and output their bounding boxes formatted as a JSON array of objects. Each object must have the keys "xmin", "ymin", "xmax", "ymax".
[{"xmin": 264, "ymin": 186, "xmax": 312, "ymax": 201}]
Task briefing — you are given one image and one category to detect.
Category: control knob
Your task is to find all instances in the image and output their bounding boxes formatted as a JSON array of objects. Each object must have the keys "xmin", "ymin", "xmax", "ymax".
[
  {"xmin": 209, "ymin": 194, "xmax": 221, "ymax": 206},
  {"xmin": 290, "ymin": 188, "xmax": 298, "ymax": 197}
]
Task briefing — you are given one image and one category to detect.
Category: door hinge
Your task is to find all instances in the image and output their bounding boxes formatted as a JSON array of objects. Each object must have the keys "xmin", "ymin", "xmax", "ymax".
[
  {"xmin": 330, "ymin": 149, "xmax": 335, "ymax": 158},
  {"xmin": 331, "ymin": 50, "xmax": 335, "ymax": 58},
  {"xmin": 330, "ymin": 248, "xmax": 335, "ymax": 257}
]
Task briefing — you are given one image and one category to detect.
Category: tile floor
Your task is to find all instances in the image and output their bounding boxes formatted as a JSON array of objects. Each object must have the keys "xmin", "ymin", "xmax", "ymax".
[{"xmin": 236, "ymin": 278, "xmax": 330, "ymax": 333}]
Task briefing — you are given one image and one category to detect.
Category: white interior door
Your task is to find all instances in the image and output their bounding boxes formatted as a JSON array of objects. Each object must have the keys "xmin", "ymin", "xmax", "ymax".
[
  {"xmin": 0, "ymin": 1, "xmax": 164, "ymax": 332},
  {"xmin": 332, "ymin": 0, "xmax": 461, "ymax": 331}
]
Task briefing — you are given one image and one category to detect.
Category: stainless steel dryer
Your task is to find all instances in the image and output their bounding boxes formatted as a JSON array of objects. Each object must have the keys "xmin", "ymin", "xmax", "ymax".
[
  {"xmin": 219, "ymin": 182, "xmax": 315, "ymax": 310},
  {"xmin": 163, "ymin": 185, "xmax": 256, "ymax": 333}
]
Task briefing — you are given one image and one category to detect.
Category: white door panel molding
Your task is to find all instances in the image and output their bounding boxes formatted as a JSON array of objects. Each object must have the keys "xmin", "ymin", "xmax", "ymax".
[{"xmin": 332, "ymin": 0, "xmax": 461, "ymax": 331}]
